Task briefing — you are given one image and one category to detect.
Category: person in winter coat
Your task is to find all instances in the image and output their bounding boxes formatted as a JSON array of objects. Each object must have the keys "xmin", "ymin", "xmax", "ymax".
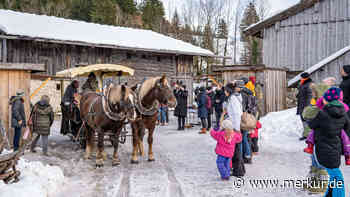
[
  {"xmin": 207, "ymin": 87, "xmax": 215, "ymax": 130},
  {"xmin": 297, "ymin": 72, "xmax": 314, "ymax": 141},
  {"xmin": 174, "ymin": 84, "xmax": 188, "ymax": 130},
  {"xmin": 340, "ymin": 65, "xmax": 350, "ymax": 107},
  {"xmin": 82, "ymin": 72, "xmax": 98, "ymax": 93},
  {"xmin": 30, "ymin": 95, "xmax": 54, "ymax": 156},
  {"xmin": 223, "ymin": 82, "xmax": 245, "ymax": 177},
  {"xmin": 210, "ymin": 119, "xmax": 242, "ymax": 180},
  {"xmin": 214, "ymin": 87, "xmax": 226, "ymax": 128},
  {"xmin": 198, "ymin": 87, "xmax": 208, "ymax": 134},
  {"xmin": 307, "ymin": 87, "xmax": 348, "ymax": 197},
  {"xmin": 303, "ymin": 93, "xmax": 350, "ymax": 166},
  {"xmin": 9, "ymin": 90, "xmax": 26, "ymax": 152},
  {"xmin": 60, "ymin": 80, "xmax": 79, "ymax": 136},
  {"xmin": 239, "ymin": 79, "xmax": 256, "ymax": 163}
]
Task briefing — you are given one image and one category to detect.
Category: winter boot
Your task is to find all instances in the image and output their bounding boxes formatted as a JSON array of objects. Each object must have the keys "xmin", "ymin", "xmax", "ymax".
[
  {"xmin": 198, "ymin": 128, "xmax": 207, "ymax": 134},
  {"xmin": 346, "ymin": 156, "xmax": 350, "ymax": 166},
  {"xmin": 303, "ymin": 143, "xmax": 314, "ymax": 154}
]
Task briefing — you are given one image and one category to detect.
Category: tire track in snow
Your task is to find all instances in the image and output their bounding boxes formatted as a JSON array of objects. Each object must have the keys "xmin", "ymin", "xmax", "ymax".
[
  {"xmin": 157, "ymin": 145, "xmax": 185, "ymax": 197},
  {"xmin": 116, "ymin": 147, "xmax": 132, "ymax": 197}
]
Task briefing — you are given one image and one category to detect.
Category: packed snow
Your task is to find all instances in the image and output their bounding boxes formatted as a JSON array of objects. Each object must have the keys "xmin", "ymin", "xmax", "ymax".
[
  {"xmin": 1, "ymin": 109, "xmax": 349, "ymax": 197},
  {"xmin": 0, "ymin": 10, "xmax": 213, "ymax": 57},
  {"xmin": 0, "ymin": 152, "xmax": 65, "ymax": 197}
]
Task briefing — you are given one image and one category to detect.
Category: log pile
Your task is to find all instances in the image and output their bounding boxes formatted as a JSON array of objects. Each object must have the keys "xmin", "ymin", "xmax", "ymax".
[{"xmin": 0, "ymin": 151, "xmax": 21, "ymax": 184}]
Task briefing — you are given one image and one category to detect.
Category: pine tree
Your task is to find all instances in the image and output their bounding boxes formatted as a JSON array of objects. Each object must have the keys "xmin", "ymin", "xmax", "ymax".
[
  {"xmin": 140, "ymin": 0, "xmax": 165, "ymax": 32},
  {"xmin": 217, "ymin": 19, "xmax": 229, "ymax": 65},
  {"xmin": 90, "ymin": 0, "xmax": 117, "ymax": 25},
  {"xmin": 240, "ymin": 2, "xmax": 262, "ymax": 65},
  {"xmin": 202, "ymin": 23, "xmax": 214, "ymax": 52},
  {"xmin": 71, "ymin": 0, "xmax": 92, "ymax": 22},
  {"xmin": 115, "ymin": 0, "xmax": 137, "ymax": 15}
]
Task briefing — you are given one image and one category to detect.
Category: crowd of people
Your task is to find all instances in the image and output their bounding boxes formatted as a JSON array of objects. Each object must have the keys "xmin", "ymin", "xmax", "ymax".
[
  {"xmin": 207, "ymin": 77, "xmax": 261, "ymax": 180},
  {"xmin": 292, "ymin": 66, "xmax": 350, "ymax": 196},
  {"xmin": 5, "ymin": 66, "xmax": 350, "ymax": 196}
]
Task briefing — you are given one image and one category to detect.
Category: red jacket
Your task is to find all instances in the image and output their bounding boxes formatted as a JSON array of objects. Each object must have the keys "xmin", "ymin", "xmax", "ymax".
[{"xmin": 250, "ymin": 121, "xmax": 262, "ymax": 138}]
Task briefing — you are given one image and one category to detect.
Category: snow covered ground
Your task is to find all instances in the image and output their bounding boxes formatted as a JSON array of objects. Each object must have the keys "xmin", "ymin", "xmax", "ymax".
[
  {"xmin": 1, "ymin": 108, "xmax": 349, "ymax": 197},
  {"xmin": 0, "ymin": 151, "xmax": 65, "ymax": 197}
]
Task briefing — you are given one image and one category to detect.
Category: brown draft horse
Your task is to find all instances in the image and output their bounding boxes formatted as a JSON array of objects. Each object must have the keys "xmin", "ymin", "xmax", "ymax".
[
  {"xmin": 80, "ymin": 84, "xmax": 136, "ymax": 167},
  {"xmin": 130, "ymin": 76, "xmax": 176, "ymax": 163}
]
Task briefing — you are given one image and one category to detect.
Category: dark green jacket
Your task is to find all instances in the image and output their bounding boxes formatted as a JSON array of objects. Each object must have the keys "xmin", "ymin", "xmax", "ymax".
[{"xmin": 32, "ymin": 101, "xmax": 54, "ymax": 135}]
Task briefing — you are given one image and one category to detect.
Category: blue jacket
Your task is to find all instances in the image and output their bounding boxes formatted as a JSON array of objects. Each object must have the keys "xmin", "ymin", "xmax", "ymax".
[{"xmin": 197, "ymin": 92, "xmax": 208, "ymax": 118}]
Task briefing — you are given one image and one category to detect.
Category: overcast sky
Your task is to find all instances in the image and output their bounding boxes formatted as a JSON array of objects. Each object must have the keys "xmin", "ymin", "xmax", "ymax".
[{"xmin": 161, "ymin": 0, "xmax": 300, "ymax": 20}]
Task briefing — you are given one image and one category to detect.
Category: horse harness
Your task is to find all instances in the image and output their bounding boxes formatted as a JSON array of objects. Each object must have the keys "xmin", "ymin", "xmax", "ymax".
[
  {"xmin": 134, "ymin": 84, "xmax": 158, "ymax": 117},
  {"xmin": 84, "ymin": 84, "xmax": 127, "ymax": 133}
]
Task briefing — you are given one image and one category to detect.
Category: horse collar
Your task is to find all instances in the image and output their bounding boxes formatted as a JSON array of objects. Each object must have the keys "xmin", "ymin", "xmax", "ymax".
[{"xmin": 136, "ymin": 85, "xmax": 158, "ymax": 116}]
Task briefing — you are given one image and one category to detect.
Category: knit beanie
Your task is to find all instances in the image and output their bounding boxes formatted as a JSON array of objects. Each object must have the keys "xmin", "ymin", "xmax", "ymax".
[
  {"xmin": 221, "ymin": 119, "xmax": 233, "ymax": 131},
  {"xmin": 343, "ymin": 65, "xmax": 350, "ymax": 75},
  {"xmin": 301, "ymin": 72, "xmax": 310, "ymax": 79},
  {"xmin": 323, "ymin": 87, "xmax": 341, "ymax": 102}
]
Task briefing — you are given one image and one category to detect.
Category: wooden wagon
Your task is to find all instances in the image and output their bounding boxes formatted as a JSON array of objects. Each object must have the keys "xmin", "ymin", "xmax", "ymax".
[{"xmin": 56, "ymin": 64, "xmax": 135, "ymax": 148}]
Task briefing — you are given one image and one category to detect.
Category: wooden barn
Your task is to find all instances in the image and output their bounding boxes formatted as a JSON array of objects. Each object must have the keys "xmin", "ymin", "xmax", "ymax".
[
  {"xmin": 213, "ymin": 65, "xmax": 287, "ymax": 115},
  {"xmin": 244, "ymin": 0, "xmax": 350, "ymax": 88},
  {"xmin": 0, "ymin": 9, "xmax": 217, "ymax": 114}
]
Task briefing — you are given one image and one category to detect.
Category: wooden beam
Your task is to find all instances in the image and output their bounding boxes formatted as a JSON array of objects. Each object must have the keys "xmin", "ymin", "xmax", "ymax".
[{"xmin": 0, "ymin": 63, "xmax": 45, "ymax": 72}]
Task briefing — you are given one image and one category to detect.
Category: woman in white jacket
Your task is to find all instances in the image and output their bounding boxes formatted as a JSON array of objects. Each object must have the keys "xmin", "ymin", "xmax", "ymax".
[{"xmin": 223, "ymin": 82, "xmax": 245, "ymax": 177}]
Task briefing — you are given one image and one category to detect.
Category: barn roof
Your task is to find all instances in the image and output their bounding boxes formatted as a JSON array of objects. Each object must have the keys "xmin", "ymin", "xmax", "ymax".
[
  {"xmin": 0, "ymin": 9, "xmax": 214, "ymax": 57},
  {"xmin": 288, "ymin": 45, "xmax": 350, "ymax": 87},
  {"xmin": 244, "ymin": 0, "xmax": 319, "ymax": 37}
]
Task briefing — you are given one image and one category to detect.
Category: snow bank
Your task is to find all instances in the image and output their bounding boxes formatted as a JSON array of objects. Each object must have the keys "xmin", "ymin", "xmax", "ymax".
[
  {"xmin": 0, "ymin": 156, "xmax": 65, "ymax": 197},
  {"xmin": 260, "ymin": 108, "xmax": 304, "ymax": 151}
]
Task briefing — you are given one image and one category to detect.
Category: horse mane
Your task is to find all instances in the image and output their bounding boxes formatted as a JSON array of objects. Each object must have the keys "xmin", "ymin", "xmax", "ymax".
[
  {"xmin": 108, "ymin": 84, "xmax": 131, "ymax": 105},
  {"xmin": 139, "ymin": 77, "xmax": 162, "ymax": 100}
]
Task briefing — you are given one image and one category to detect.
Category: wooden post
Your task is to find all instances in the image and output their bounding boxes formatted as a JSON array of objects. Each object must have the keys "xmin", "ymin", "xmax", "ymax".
[{"xmin": 2, "ymin": 39, "xmax": 7, "ymax": 63}]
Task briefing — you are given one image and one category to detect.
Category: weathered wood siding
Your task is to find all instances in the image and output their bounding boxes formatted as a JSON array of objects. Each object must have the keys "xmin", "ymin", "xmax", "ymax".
[
  {"xmin": 6, "ymin": 39, "xmax": 188, "ymax": 84},
  {"xmin": 310, "ymin": 50, "xmax": 350, "ymax": 85},
  {"xmin": 221, "ymin": 69, "xmax": 287, "ymax": 115},
  {"xmin": 263, "ymin": 0, "xmax": 350, "ymax": 71},
  {"xmin": 263, "ymin": 70, "xmax": 287, "ymax": 113},
  {"xmin": 222, "ymin": 71, "xmax": 256, "ymax": 84},
  {"xmin": 0, "ymin": 70, "xmax": 31, "ymax": 145}
]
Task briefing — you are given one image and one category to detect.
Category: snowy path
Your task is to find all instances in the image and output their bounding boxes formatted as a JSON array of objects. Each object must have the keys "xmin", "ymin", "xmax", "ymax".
[{"xmin": 20, "ymin": 110, "xmax": 349, "ymax": 197}]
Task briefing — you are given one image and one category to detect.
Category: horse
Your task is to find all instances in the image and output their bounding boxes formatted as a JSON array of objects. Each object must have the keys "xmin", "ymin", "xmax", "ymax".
[
  {"xmin": 80, "ymin": 84, "xmax": 136, "ymax": 167},
  {"xmin": 130, "ymin": 76, "xmax": 177, "ymax": 164}
]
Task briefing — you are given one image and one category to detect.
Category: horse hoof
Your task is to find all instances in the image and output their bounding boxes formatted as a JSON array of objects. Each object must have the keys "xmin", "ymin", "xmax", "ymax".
[
  {"xmin": 148, "ymin": 158, "xmax": 155, "ymax": 162},
  {"xmin": 130, "ymin": 160, "xmax": 139, "ymax": 164},
  {"xmin": 96, "ymin": 164, "xmax": 104, "ymax": 168}
]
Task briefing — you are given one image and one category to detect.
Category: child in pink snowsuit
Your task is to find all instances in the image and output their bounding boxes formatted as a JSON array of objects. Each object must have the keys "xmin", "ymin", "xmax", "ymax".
[
  {"xmin": 211, "ymin": 119, "xmax": 242, "ymax": 180},
  {"xmin": 304, "ymin": 96, "xmax": 350, "ymax": 165}
]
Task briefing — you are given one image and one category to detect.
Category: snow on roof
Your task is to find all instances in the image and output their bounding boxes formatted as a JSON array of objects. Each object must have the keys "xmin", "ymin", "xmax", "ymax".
[
  {"xmin": 288, "ymin": 46, "xmax": 350, "ymax": 87},
  {"xmin": 0, "ymin": 9, "xmax": 214, "ymax": 57}
]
